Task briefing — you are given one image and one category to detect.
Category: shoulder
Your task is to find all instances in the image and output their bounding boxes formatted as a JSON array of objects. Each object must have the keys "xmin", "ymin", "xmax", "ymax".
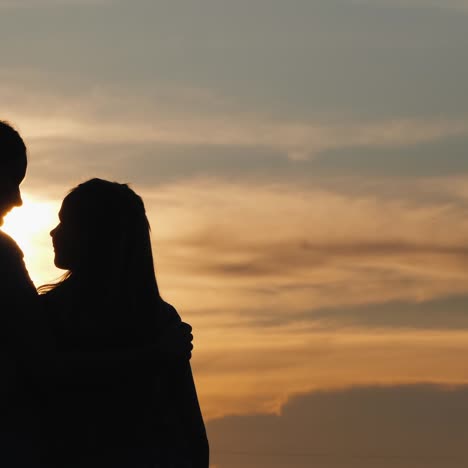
[
  {"xmin": 0, "ymin": 231, "xmax": 36, "ymax": 295},
  {"xmin": 40, "ymin": 280, "xmax": 72, "ymax": 306},
  {"xmin": 0, "ymin": 230, "xmax": 28, "ymax": 280},
  {"xmin": 0, "ymin": 230, "xmax": 24, "ymax": 262},
  {"xmin": 0, "ymin": 231, "xmax": 37, "ymax": 304}
]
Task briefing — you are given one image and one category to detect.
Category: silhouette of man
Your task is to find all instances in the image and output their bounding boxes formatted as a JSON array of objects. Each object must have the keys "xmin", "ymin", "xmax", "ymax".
[{"xmin": 0, "ymin": 121, "xmax": 42, "ymax": 465}]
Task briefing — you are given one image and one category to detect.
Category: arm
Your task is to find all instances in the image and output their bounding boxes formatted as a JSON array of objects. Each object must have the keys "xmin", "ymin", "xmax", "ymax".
[
  {"xmin": 51, "ymin": 320, "xmax": 193, "ymax": 383},
  {"xmin": 160, "ymin": 303, "xmax": 208, "ymax": 467},
  {"xmin": 167, "ymin": 361, "xmax": 210, "ymax": 468},
  {"xmin": 45, "ymin": 299, "xmax": 193, "ymax": 383}
]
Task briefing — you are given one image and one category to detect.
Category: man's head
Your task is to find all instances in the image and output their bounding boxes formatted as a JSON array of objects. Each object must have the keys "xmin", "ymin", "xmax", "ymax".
[{"xmin": 0, "ymin": 121, "xmax": 27, "ymax": 226}]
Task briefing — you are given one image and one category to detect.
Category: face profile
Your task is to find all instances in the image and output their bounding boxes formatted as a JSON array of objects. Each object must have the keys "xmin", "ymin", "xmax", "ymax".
[
  {"xmin": 50, "ymin": 201, "xmax": 77, "ymax": 270},
  {"xmin": 0, "ymin": 177, "xmax": 24, "ymax": 226},
  {"xmin": 0, "ymin": 123, "xmax": 27, "ymax": 226}
]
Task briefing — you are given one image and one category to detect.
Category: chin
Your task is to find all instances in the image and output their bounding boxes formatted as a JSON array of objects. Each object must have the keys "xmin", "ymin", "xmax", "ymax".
[
  {"xmin": 0, "ymin": 208, "xmax": 10, "ymax": 226},
  {"xmin": 53, "ymin": 257, "xmax": 68, "ymax": 270}
]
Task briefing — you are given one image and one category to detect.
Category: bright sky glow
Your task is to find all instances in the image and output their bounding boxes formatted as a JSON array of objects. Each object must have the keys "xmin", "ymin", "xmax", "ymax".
[{"xmin": 2, "ymin": 193, "xmax": 61, "ymax": 286}]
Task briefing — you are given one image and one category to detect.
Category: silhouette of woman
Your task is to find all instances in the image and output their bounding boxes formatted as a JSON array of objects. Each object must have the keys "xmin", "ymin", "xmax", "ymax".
[{"xmin": 40, "ymin": 179, "xmax": 209, "ymax": 468}]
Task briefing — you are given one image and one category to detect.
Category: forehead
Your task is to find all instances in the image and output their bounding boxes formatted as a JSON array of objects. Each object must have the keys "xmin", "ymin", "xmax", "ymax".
[
  {"xmin": 59, "ymin": 195, "xmax": 79, "ymax": 220},
  {"xmin": 58, "ymin": 198, "xmax": 70, "ymax": 218}
]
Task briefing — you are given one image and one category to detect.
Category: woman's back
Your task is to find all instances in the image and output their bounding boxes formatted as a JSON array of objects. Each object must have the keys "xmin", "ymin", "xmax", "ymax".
[
  {"xmin": 41, "ymin": 282, "xmax": 156, "ymax": 464},
  {"xmin": 42, "ymin": 282, "xmax": 207, "ymax": 467},
  {"xmin": 41, "ymin": 178, "xmax": 208, "ymax": 467}
]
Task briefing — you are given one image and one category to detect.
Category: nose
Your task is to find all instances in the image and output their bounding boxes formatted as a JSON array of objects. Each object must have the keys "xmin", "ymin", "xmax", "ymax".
[{"xmin": 50, "ymin": 226, "xmax": 58, "ymax": 238}]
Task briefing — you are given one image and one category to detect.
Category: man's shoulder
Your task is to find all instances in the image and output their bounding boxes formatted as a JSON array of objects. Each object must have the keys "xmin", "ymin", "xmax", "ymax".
[
  {"xmin": 0, "ymin": 230, "xmax": 35, "ymax": 295},
  {"xmin": 0, "ymin": 230, "xmax": 24, "ymax": 262}
]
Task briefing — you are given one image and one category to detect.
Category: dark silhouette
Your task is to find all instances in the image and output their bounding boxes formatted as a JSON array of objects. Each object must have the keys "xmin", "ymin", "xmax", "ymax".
[
  {"xmin": 0, "ymin": 120, "xmax": 45, "ymax": 466},
  {"xmin": 0, "ymin": 121, "xmax": 204, "ymax": 467},
  {"xmin": 40, "ymin": 179, "xmax": 209, "ymax": 467}
]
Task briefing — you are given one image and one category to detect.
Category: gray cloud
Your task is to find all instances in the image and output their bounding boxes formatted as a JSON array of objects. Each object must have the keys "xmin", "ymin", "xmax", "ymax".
[
  {"xmin": 173, "ymin": 235, "xmax": 468, "ymax": 330},
  {"xmin": 1, "ymin": 0, "xmax": 468, "ymax": 120},
  {"xmin": 20, "ymin": 132, "xmax": 468, "ymax": 210},
  {"xmin": 3, "ymin": 64, "xmax": 468, "ymax": 196},
  {"xmin": 179, "ymin": 238, "xmax": 468, "ymax": 277},
  {"xmin": 293, "ymin": 295, "xmax": 468, "ymax": 331},
  {"xmin": 316, "ymin": 135, "xmax": 468, "ymax": 178},
  {"xmin": 0, "ymin": 0, "xmax": 111, "ymax": 7},
  {"xmin": 351, "ymin": 0, "xmax": 468, "ymax": 11},
  {"xmin": 208, "ymin": 385, "xmax": 468, "ymax": 468}
]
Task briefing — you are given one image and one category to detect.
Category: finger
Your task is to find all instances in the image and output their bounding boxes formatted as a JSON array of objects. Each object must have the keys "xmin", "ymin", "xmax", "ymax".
[{"xmin": 181, "ymin": 322, "xmax": 193, "ymax": 333}]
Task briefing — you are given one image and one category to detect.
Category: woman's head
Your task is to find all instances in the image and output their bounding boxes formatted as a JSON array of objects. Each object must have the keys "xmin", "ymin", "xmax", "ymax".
[{"xmin": 50, "ymin": 178, "xmax": 160, "ymax": 300}]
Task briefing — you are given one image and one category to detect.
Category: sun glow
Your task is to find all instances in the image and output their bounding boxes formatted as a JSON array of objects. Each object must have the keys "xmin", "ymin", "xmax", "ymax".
[{"xmin": 2, "ymin": 193, "xmax": 61, "ymax": 287}]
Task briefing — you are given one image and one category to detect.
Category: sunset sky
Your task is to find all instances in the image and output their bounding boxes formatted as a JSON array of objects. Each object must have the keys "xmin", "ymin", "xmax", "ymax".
[{"xmin": 2, "ymin": 1, "xmax": 468, "ymax": 466}]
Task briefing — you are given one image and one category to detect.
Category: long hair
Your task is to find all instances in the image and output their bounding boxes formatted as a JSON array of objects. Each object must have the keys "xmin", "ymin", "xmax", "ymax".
[{"xmin": 40, "ymin": 179, "xmax": 163, "ymax": 335}]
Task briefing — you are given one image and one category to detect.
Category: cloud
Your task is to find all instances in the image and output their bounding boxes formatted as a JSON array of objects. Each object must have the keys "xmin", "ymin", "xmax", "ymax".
[
  {"xmin": 207, "ymin": 385, "xmax": 468, "ymax": 468},
  {"xmin": 5, "ymin": 78, "xmax": 468, "ymax": 422},
  {"xmin": 10, "ymin": 174, "xmax": 468, "ymax": 419},
  {"xmin": 2, "ymin": 0, "xmax": 468, "ymax": 125},
  {"xmin": 18, "ymin": 174, "xmax": 468, "ymax": 325},
  {"xmin": 145, "ymin": 179, "xmax": 468, "ymax": 317},
  {"xmin": 0, "ymin": 0, "xmax": 111, "ymax": 7},
  {"xmin": 351, "ymin": 0, "xmax": 468, "ymax": 11},
  {"xmin": 193, "ymin": 323, "xmax": 468, "ymax": 419},
  {"xmin": 23, "ymin": 113, "xmax": 468, "ymax": 161},
  {"xmin": 3, "ymin": 78, "xmax": 468, "ymax": 177},
  {"xmin": 300, "ymin": 294, "xmax": 468, "ymax": 331},
  {"xmin": 131, "ymin": 179, "xmax": 468, "ymax": 419}
]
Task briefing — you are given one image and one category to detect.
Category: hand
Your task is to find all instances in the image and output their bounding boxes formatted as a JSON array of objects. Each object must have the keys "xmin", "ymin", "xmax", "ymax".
[
  {"xmin": 179, "ymin": 321, "xmax": 194, "ymax": 360},
  {"xmin": 158, "ymin": 321, "xmax": 194, "ymax": 362}
]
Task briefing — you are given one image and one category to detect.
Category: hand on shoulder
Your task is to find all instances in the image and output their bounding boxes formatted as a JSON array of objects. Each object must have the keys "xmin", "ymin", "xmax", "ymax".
[{"xmin": 157, "ymin": 301, "xmax": 194, "ymax": 362}]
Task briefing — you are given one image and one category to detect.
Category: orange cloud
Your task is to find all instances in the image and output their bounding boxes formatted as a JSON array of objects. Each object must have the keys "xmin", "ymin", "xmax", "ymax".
[
  {"xmin": 134, "ymin": 179, "xmax": 468, "ymax": 418},
  {"xmin": 147, "ymin": 179, "xmax": 468, "ymax": 314},
  {"xmin": 7, "ymin": 149, "xmax": 468, "ymax": 420}
]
